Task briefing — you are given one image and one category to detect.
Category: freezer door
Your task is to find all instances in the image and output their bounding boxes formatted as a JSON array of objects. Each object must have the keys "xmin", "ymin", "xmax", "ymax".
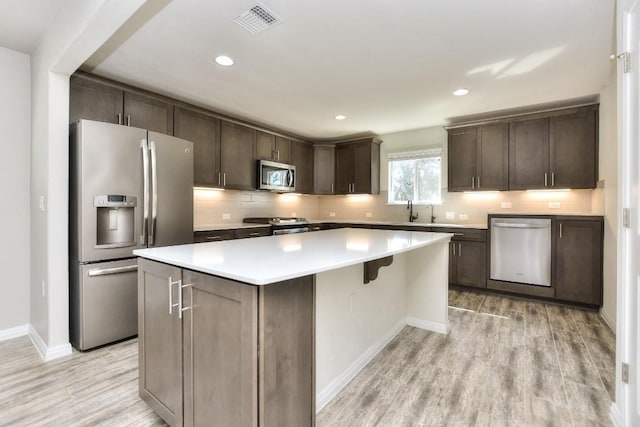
[
  {"xmin": 148, "ymin": 132, "xmax": 194, "ymax": 247},
  {"xmin": 70, "ymin": 258, "xmax": 138, "ymax": 350},
  {"xmin": 71, "ymin": 120, "xmax": 148, "ymax": 262}
]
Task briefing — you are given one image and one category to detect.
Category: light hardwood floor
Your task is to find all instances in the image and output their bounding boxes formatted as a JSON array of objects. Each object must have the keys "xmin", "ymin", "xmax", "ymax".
[{"xmin": 0, "ymin": 290, "xmax": 615, "ymax": 426}]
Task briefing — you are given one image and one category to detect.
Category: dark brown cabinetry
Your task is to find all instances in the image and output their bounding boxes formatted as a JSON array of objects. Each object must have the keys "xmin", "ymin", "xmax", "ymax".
[
  {"xmin": 193, "ymin": 229, "xmax": 235, "ymax": 243},
  {"xmin": 335, "ymin": 138, "xmax": 381, "ymax": 194},
  {"xmin": 70, "ymin": 75, "xmax": 123, "ymax": 125},
  {"xmin": 174, "ymin": 107, "xmax": 221, "ymax": 187},
  {"xmin": 235, "ymin": 227, "xmax": 271, "ymax": 239},
  {"xmin": 138, "ymin": 258, "xmax": 314, "ymax": 427},
  {"xmin": 257, "ymin": 132, "xmax": 291, "ymax": 163},
  {"xmin": 220, "ymin": 121, "xmax": 257, "ymax": 190},
  {"xmin": 291, "ymin": 141, "xmax": 314, "ymax": 194},
  {"xmin": 313, "ymin": 144, "xmax": 335, "ymax": 195},
  {"xmin": 509, "ymin": 107, "xmax": 598, "ymax": 190},
  {"xmin": 70, "ymin": 74, "xmax": 173, "ymax": 134},
  {"xmin": 554, "ymin": 218, "xmax": 603, "ymax": 306},
  {"xmin": 435, "ymin": 228, "xmax": 487, "ymax": 288},
  {"xmin": 448, "ymin": 124, "xmax": 508, "ymax": 191}
]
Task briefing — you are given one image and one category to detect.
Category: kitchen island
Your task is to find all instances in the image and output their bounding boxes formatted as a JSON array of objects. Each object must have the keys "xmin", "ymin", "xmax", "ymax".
[{"xmin": 134, "ymin": 228, "xmax": 452, "ymax": 426}]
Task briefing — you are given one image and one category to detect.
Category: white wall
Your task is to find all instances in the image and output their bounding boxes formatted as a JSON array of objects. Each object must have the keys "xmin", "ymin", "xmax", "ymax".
[
  {"xmin": 595, "ymin": 70, "xmax": 618, "ymax": 330},
  {"xmin": 0, "ymin": 47, "xmax": 30, "ymax": 334}
]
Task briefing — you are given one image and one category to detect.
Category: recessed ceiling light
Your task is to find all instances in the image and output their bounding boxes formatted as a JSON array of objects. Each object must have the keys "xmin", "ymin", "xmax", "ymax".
[
  {"xmin": 215, "ymin": 55, "xmax": 234, "ymax": 66},
  {"xmin": 334, "ymin": 115, "xmax": 346, "ymax": 120},
  {"xmin": 453, "ymin": 88, "xmax": 470, "ymax": 96}
]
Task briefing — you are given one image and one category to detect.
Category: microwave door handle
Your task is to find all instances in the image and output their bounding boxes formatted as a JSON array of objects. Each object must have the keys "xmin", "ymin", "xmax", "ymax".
[
  {"xmin": 288, "ymin": 169, "xmax": 294, "ymax": 187},
  {"xmin": 140, "ymin": 139, "xmax": 149, "ymax": 246},
  {"xmin": 149, "ymin": 140, "xmax": 158, "ymax": 246}
]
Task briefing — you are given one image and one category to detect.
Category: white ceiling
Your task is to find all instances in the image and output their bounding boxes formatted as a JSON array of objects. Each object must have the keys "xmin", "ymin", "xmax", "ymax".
[
  {"xmin": 3, "ymin": 0, "xmax": 617, "ymax": 139},
  {"xmin": 0, "ymin": 0, "xmax": 67, "ymax": 54}
]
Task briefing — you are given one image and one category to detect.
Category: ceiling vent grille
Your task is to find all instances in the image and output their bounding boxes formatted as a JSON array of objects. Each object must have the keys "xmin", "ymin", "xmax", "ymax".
[{"xmin": 234, "ymin": 3, "xmax": 282, "ymax": 34}]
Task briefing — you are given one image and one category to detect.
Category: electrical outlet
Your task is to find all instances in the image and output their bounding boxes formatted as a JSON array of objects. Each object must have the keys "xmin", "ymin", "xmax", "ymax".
[
  {"xmin": 446, "ymin": 211, "xmax": 455, "ymax": 220},
  {"xmin": 501, "ymin": 202, "xmax": 512, "ymax": 209},
  {"xmin": 291, "ymin": 212, "xmax": 297, "ymax": 217},
  {"xmin": 222, "ymin": 213, "xmax": 231, "ymax": 220},
  {"xmin": 365, "ymin": 212, "xmax": 372, "ymax": 218},
  {"xmin": 459, "ymin": 214, "xmax": 469, "ymax": 220},
  {"xmin": 329, "ymin": 212, "xmax": 336, "ymax": 217},
  {"xmin": 548, "ymin": 202, "xmax": 561, "ymax": 209}
]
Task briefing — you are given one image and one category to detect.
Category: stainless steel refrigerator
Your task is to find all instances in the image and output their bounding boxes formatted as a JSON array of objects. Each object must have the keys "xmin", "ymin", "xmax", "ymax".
[{"xmin": 69, "ymin": 119, "xmax": 193, "ymax": 350}]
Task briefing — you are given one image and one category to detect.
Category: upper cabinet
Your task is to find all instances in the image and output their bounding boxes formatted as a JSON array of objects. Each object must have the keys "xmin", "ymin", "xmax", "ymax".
[
  {"xmin": 257, "ymin": 131, "xmax": 291, "ymax": 163},
  {"xmin": 70, "ymin": 73, "xmax": 173, "ymax": 135},
  {"xmin": 313, "ymin": 144, "xmax": 335, "ymax": 195},
  {"xmin": 174, "ymin": 106, "xmax": 221, "ymax": 187},
  {"xmin": 291, "ymin": 141, "xmax": 314, "ymax": 194},
  {"xmin": 448, "ymin": 104, "xmax": 599, "ymax": 192},
  {"xmin": 335, "ymin": 138, "xmax": 381, "ymax": 195},
  {"xmin": 220, "ymin": 121, "xmax": 257, "ymax": 191},
  {"xmin": 447, "ymin": 123, "xmax": 508, "ymax": 192}
]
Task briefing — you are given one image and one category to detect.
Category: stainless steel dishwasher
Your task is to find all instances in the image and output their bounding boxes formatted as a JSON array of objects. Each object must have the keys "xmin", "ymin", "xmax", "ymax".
[{"xmin": 490, "ymin": 217, "xmax": 551, "ymax": 286}]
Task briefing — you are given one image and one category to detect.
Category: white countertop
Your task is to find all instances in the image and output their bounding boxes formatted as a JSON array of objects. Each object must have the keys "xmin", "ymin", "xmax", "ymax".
[{"xmin": 135, "ymin": 228, "xmax": 452, "ymax": 285}]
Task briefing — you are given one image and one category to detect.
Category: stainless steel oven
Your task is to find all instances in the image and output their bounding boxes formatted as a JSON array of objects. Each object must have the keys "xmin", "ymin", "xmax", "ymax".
[{"xmin": 490, "ymin": 217, "xmax": 552, "ymax": 286}]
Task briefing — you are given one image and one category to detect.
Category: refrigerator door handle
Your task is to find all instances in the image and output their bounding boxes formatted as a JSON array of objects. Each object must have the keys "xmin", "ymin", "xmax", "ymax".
[
  {"xmin": 149, "ymin": 140, "xmax": 158, "ymax": 246},
  {"xmin": 141, "ymin": 139, "xmax": 149, "ymax": 245}
]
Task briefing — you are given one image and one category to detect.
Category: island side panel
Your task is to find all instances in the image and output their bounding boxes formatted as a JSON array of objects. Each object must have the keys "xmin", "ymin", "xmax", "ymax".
[
  {"xmin": 405, "ymin": 240, "xmax": 449, "ymax": 333},
  {"xmin": 259, "ymin": 276, "xmax": 315, "ymax": 427},
  {"xmin": 315, "ymin": 256, "xmax": 408, "ymax": 410}
]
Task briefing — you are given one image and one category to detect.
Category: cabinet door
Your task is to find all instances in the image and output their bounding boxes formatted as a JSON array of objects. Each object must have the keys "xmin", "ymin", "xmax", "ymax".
[
  {"xmin": 69, "ymin": 76, "xmax": 123, "ymax": 124},
  {"xmin": 256, "ymin": 131, "xmax": 275, "ymax": 160},
  {"xmin": 353, "ymin": 141, "xmax": 378, "ymax": 194},
  {"xmin": 123, "ymin": 92, "xmax": 173, "ymax": 134},
  {"xmin": 334, "ymin": 144, "xmax": 354, "ymax": 194},
  {"xmin": 550, "ymin": 111, "xmax": 597, "ymax": 189},
  {"xmin": 138, "ymin": 259, "xmax": 183, "ymax": 426},
  {"xmin": 509, "ymin": 118, "xmax": 549, "ymax": 190},
  {"xmin": 220, "ymin": 121, "xmax": 257, "ymax": 190},
  {"xmin": 447, "ymin": 127, "xmax": 477, "ymax": 191},
  {"xmin": 291, "ymin": 141, "xmax": 314, "ymax": 194},
  {"xmin": 174, "ymin": 107, "xmax": 221, "ymax": 187},
  {"xmin": 555, "ymin": 220, "xmax": 603, "ymax": 305},
  {"xmin": 313, "ymin": 145, "xmax": 335, "ymax": 194},
  {"xmin": 182, "ymin": 270, "xmax": 258, "ymax": 427},
  {"xmin": 275, "ymin": 136, "xmax": 291, "ymax": 163},
  {"xmin": 455, "ymin": 241, "xmax": 487, "ymax": 288},
  {"xmin": 477, "ymin": 123, "xmax": 508, "ymax": 191}
]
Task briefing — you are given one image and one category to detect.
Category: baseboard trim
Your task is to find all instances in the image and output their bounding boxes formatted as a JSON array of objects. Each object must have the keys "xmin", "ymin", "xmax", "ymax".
[
  {"xmin": 610, "ymin": 401, "xmax": 622, "ymax": 427},
  {"xmin": 600, "ymin": 308, "xmax": 616, "ymax": 333},
  {"xmin": 0, "ymin": 324, "xmax": 29, "ymax": 342},
  {"xmin": 28, "ymin": 325, "xmax": 72, "ymax": 362},
  {"xmin": 405, "ymin": 316, "xmax": 448, "ymax": 334},
  {"xmin": 315, "ymin": 318, "xmax": 406, "ymax": 413}
]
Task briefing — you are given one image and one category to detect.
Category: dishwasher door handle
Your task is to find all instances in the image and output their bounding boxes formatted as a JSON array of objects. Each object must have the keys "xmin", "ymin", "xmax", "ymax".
[{"xmin": 493, "ymin": 222, "xmax": 548, "ymax": 229}]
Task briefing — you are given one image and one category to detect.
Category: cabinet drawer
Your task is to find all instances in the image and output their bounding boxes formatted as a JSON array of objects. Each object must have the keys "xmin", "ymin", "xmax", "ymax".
[
  {"xmin": 234, "ymin": 227, "xmax": 271, "ymax": 239},
  {"xmin": 432, "ymin": 228, "xmax": 486, "ymax": 242},
  {"xmin": 194, "ymin": 230, "xmax": 235, "ymax": 243}
]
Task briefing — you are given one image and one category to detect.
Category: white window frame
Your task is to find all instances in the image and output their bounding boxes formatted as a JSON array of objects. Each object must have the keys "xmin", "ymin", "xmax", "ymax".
[{"xmin": 387, "ymin": 147, "xmax": 442, "ymax": 205}]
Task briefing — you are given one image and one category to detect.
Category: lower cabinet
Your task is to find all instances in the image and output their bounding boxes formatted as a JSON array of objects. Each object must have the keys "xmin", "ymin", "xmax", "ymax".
[
  {"xmin": 138, "ymin": 258, "xmax": 315, "ymax": 427},
  {"xmin": 451, "ymin": 240, "xmax": 487, "ymax": 288},
  {"xmin": 554, "ymin": 218, "xmax": 603, "ymax": 305}
]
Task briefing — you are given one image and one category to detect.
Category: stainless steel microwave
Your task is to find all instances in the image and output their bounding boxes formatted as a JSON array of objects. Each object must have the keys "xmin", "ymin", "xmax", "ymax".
[{"xmin": 258, "ymin": 160, "xmax": 296, "ymax": 192}]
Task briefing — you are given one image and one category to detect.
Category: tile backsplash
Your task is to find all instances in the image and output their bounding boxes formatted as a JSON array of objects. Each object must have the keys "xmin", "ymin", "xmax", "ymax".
[{"xmin": 194, "ymin": 187, "xmax": 596, "ymax": 226}]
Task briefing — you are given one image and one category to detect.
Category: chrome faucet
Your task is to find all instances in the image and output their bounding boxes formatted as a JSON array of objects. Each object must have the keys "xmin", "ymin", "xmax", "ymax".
[{"xmin": 407, "ymin": 200, "xmax": 419, "ymax": 222}]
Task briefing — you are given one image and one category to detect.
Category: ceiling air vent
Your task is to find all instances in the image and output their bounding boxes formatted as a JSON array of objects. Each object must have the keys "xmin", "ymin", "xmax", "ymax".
[{"xmin": 234, "ymin": 3, "xmax": 282, "ymax": 34}]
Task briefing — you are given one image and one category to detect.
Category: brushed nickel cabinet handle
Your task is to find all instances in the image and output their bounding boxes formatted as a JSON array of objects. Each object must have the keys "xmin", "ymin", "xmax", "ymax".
[
  {"xmin": 452, "ymin": 243, "xmax": 456, "ymax": 256},
  {"xmin": 471, "ymin": 177, "xmax": 475, "ymax": 189},
  {"xmin": 179, "ymin": 283, "xmax": 192, "ymax": 319},
  {"xmin": 223, "ymin": 173, "xmax": 226, "ymax": 187},
  {"xmin": 544, "ymin": 173, "xmax": 548, "ymax": 187},
  {"xmin": 206, "ymin": 235, "xmax": 222, "ymax": 241},
  {"xmin": 560, "ymin": 223, "xmax": 563, "ymax": 238},
  {"xmin": 551, "ymin": 172, "xmax": 555, "ymax": 187},
  {"xmin": 117, "ymin": 113, "xmax": 122, "ymax": 125},
  {"xmin": 458, "ymin": 243, "xmax": 462, "ymax": 256},
  {"xmin": 168, "ymin": 277, "xmax": 180, "ymax": 315},
  {"xmin": 477, "ymin": 176, "xmax": 480, "ymax": 189},
  {"xmin": 127, "ymin": 115, "xmax": 131, "ymax": 126}
]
